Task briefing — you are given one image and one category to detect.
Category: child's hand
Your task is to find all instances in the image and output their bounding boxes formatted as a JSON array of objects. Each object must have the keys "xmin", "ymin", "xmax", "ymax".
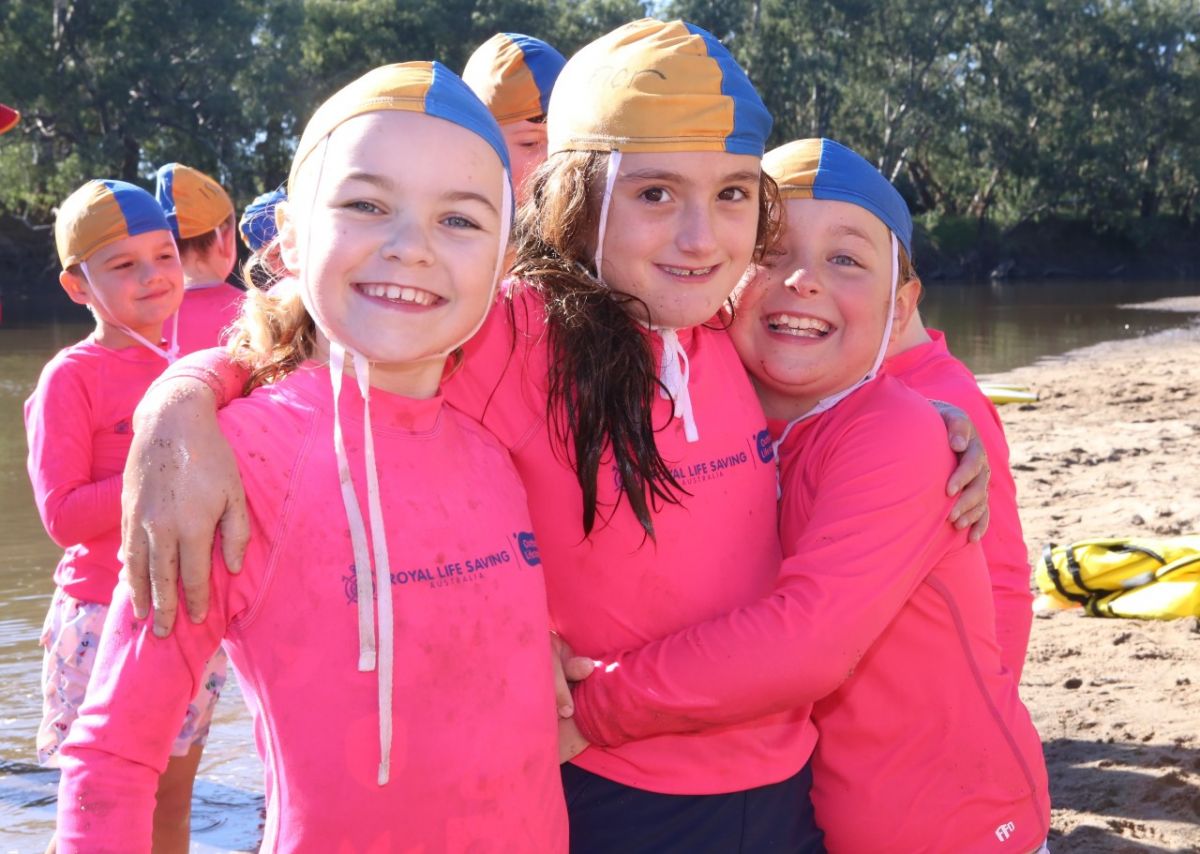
[
  {"xmin": 558, "ymin": 715, "xmax": 590, "ymax": 764},
  {"xmin": 122, "ymin": 377, "xmax": 248, "ymax": 637},
  {"xmin": 931, "ymin": 400, "xmax": 991, "ymax": 542},
  {"xmin": 551, "ymin": 632, "xmax": 595, "ymax": 718}
]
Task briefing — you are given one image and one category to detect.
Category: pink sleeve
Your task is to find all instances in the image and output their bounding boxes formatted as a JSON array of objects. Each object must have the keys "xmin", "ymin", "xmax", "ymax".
[
  {"xmin": 25, "ymin": 361, "xmax": 121, "ymax": 548},
  {"xmin": 55, "ymin": 559, "xmax": 247, "ymax": 850},
  {"xmin": 570, "ymin": 402, "xmax": 964, "ymax": 747},
  {"xmin": 152, "ymin": 346, "xmax": 250, "ymax": 408},
  {"xmin": 973, "ymin": 408, "xmax": 1033, "ymax": 680}
]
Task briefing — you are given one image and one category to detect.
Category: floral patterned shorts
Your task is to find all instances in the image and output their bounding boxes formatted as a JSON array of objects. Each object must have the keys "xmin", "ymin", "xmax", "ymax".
[{"xmin": 37, "ymin": 587, "xmax": 227, "ymax": 767}]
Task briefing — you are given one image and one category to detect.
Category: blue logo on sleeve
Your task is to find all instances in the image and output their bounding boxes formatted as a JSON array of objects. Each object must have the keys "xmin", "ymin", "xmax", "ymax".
[
  {"xmin": 517, "ymin": 531, "xmax": 541, "ymax": 566},
  {"xmin": 755, "ymin": 429, "xmax": 774, "ymax": 464}
]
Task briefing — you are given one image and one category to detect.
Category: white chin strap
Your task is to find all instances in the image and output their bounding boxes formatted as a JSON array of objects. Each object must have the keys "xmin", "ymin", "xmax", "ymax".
[
  {"xmin": 595, "ymin": 149, "xmax": 699, "ymax": 444},
  {"xmin": 79, "ymin": 261, "xmax": 180, "ymax": 363},
  {"xmin": 296, "ymin": 134, "xmax": 512, "ymax": 786},
  {"xmin": 771, "ymin": 232, "xmax": 900, "ymax": 496}
]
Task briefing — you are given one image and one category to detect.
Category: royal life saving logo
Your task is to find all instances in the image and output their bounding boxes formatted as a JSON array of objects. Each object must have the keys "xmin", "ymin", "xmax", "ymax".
[
  {"xmin": 610, "ymin": 429, "xmax": 774, "ymax": 492},
  {"xmin": 343, "ymin": 530, "xmax": 542, "ymax": 602}
]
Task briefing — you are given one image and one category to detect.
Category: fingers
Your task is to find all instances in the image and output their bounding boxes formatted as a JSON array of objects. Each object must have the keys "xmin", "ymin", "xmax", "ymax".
[
  {"xmin": 178, "ymin": 527, "xmax": 215, "ymax": 626},
  {"xmin": 968, "ymin": 505, "xmax": 991, "ymax": 542},
  {"xmin": 219, "ymin": 488, "xmax": 251, "ymax": 575},
  {"xmin": 147, "ymin": 530, "xmax": 180, "ymax": 638},
  {"xmin": 947, "ymin": 436, "xmax": 987, "ymax": 498},
  {"xmin": 950, "ymin": 463, "xmax": 990, "ymax": 532},
  {"xmin": 553, "ymin": 654, "xmax": 574, "ymax": 719},
  {"xmin": 563, "ymin": 655, "xmax": 596, "ymax": 683},
  {"xmin": 123, "ymin": 523, "xmax": 151, "ymax": 621}
]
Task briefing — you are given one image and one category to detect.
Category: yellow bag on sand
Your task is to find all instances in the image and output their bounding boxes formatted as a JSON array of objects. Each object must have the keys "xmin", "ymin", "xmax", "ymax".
[{"xmin": 1036, "ymin": 536, "xmax": 1200, "ymax": 619}]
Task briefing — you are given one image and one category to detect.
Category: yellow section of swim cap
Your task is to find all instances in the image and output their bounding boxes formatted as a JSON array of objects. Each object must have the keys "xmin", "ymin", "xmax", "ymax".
[
  {"xmin": 763, "ymin": 138, "xmax": 823, "ymax": 199},
  {"xmin": 170, "ymin": 165, "xmax": 235, "ymax": 239},
  {"xmin": 289, "ymin": 63, "xmax": 434, "ymax": 192},
  {"xmin": 547, "ymin": 19, "xmax": 735, "ymax": 155},
  {"xmin": 55, "ymin": 182, "xmax": 130, "ymax": 268},
  {"xmin": 462, "ymin": 34, "xmax": 543, "ymax": 123}
]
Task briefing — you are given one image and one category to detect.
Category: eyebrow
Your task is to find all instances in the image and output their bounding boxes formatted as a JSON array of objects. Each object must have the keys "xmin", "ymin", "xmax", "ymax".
[
  {"xmin": 341, "ymin": 173, "xmax": 497, "ymax": 213},
  {"xmin": 831, "ymin": 224, "xmax": 877, "ymax": 244},
  {"xmin": 619, "ymin": 168, "xmax": 761, "ymax": 185}
]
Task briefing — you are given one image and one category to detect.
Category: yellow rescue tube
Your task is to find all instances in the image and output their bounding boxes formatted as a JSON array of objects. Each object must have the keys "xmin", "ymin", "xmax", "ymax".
[{"xmin": 978, "ymin": 382, "xmax": 1038, "ymax": 405}]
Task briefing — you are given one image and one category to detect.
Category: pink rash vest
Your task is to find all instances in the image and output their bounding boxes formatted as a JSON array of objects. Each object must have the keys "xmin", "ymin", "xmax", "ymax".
[
  {"xmin": 24, "ymin": 338, "xmax": 168, "ymax": 605},
  {"xmin": 569, "ymin": 374, "xmax": 1050, "ymax": 852},
  {"xmin": 884, "ymin": 329, "xmax": 1034, "ymax": 679},
  {"xmin": 164, "ymin": 281, "xmax": 244, "ymax": 356},
  {"xmin": 55, "ymin": 364, "xmax": 568, "ymax": 852}
]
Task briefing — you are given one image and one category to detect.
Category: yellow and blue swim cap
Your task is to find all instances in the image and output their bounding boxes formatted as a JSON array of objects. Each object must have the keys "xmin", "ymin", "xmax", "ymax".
[
  {"xmin": 55, "ymin": 180, "xmax": 173, "ymax": 268},
  {"xmin": 547, "ymin": 18, "xmax": 772, "ymax": 156},
  {"xmin": 289, "ymin": 60, "xmax": 511, "ymax": 198},
  {"xmin": 239, "ymin": 188, "xmax": 287, "ymax": 252},
  {"xmin": 154, "ymin": 163, "xmax": 235, "ymax": 240},
  {"xmin": 763, "ymin": 138, "xmax": 913, "ymax": 256},
  {"xmin": 462, "ymin": 33, "xmax": 566, "ymax": 123}
]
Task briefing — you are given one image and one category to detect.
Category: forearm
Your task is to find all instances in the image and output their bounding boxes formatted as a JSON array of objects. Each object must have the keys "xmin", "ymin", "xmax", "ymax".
[
  {"xmin": 40, "ymin": 474, "xmax": 122, "ymax": 547},
  {"xmin": 142, "ymin": 346, "xmax": 250, "ymax": 414},
  {"xmin": 56, "ymin": 747, "xmax": 158, "ymax": 851}
]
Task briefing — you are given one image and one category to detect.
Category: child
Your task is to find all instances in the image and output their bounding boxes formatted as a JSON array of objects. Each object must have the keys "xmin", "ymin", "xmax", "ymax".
[
  {"xmin": 565, "ymin": 138, "xmax": 1051, "ymax": 852},
  {"xmin": 238, "ymin": 187, "xmax": 287, "ymax": 288},
  {"xmin": 0, "ymin": 101, "xmax": 18, "ymax": 134},
  {"xmin": 154, "ymin": 163, "xmax": 244, "ymax": 355},
  {"xmin": 115, "ymin": 20, "xmax": 989, "ymax": 852},
  {"xmin": 885, "ymin": 287, "xmax": 1034, "ymax": 679},
  {"xmin": 461, "ymin": 32, "xmax": 566, "ymax": 203},
  {"xmin": 54, "ymin": 62, "xmax": 567, "ymax": 852},
  {"xmin": 25, "ymin": 179, "xmax": 223, "ymax": 852}
]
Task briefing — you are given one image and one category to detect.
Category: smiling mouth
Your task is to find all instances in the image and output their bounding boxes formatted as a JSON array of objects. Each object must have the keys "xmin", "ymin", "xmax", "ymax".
[
  {"xmin": 356, "ymin": 282, "xmax": 441, "ymax": 306},
  {"xmin": 659, "ymin": 264, "xmax": 717, "ymax": 278},
  {"xmin": 766, "ymin": 312, "xmax": 833, "ymax": 338}
]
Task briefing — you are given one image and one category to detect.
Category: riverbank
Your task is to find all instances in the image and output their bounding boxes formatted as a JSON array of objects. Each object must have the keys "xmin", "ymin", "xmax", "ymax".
[{"xmin": 980, "ymin": 298, "xmax": 1200, "ymax": 851}]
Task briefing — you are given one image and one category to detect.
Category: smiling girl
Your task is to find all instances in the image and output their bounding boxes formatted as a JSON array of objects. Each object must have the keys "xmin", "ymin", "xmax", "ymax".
[{"xmin": 53, "ymin": 64, "xmax": 566, "ymax": 852}]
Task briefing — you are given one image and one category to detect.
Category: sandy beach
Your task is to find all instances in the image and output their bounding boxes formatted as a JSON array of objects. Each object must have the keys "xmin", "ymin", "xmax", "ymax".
[{"xmin": 982, "ymin": 297, "xmax": 1200, "ymax": 852}]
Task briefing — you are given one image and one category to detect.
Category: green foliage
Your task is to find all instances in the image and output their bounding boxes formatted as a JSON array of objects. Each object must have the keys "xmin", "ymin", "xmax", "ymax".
[{"xmin": 0, "ymin": 0, "xmax": 1196, "ymax": 246}]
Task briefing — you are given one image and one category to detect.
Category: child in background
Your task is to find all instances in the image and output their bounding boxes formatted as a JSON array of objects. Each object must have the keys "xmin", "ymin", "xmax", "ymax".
[
  {"xmin": 55, "ymin": 63, "xmax": 567, "ymax": 852},
  {"xmin": 885, "ymin": 284, "xmax": 1034, "ymax": 679},
  {"xmin": 25, "ymin": 180, "xmax": 223, "ymax": 853},
  {"xmin": 154, "ymin": 163, "xmax": 244, "ymax": 354},
  {"xmin": 567, "ymin": 138, "xmax": 1051, "ymax": 853},
  {"xmin": 238, "ymin": 187, "xmax": 288, "ymax": 288},
  {"xmin": 0, "ymin": 102, "xmax": 18, "ymax": 134},
  {"xmin": 461, "ymin": 32, "xmax": 566, "ymax": 203}
]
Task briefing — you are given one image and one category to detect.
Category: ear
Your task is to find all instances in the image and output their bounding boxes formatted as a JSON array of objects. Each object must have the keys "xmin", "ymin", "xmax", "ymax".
[
  {"xmin": 59, "ymin": 268, "xmax": 92, "ymax": 306},
  {"xmin": 275, "ymin": 200, "xmax": 301, "ymax": 275},
  {"xmin": 891, "ymin": 276, "xmax": 922, "ymax": 343}
]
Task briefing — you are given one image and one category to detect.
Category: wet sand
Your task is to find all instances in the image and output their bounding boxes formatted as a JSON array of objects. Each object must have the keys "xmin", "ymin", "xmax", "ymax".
[{"xmin": 982, "ymin": 299, "xmax": 1200, "ymax": 851}]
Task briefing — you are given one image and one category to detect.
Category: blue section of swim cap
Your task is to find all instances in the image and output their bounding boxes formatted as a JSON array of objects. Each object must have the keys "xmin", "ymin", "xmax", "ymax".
[
  {"xmin": 240, "ymin": 187, "xmax": 286, "ymax": 251},
  {"xmin": 812, "ymin": 139, "xmax": 913, "ymax": 256},
  {"xmin": 423, "ymin": 60, "xmax": 514, "ymax": 210},
  {"xmin": 106, "ymin": 179, "xmax": 173, "ymax": 238},
  {"xmin": 153, "ymin": 164, "xmax": 181, "ymax": 238},
  {"xmin": 506, "ymin": 33, "xmax": 567, "ymax": 114},
  {"xmin": 683, "ymin": 22, "xmax": 772, "ymax": 157}
]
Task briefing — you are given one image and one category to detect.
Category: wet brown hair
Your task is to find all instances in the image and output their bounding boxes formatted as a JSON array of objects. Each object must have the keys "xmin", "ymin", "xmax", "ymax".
[{"xmin": 509, "ymin": 150, "xmax": 783, "ymax": 538}]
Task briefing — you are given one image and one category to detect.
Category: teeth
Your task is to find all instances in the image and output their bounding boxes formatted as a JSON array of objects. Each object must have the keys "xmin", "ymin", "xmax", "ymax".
[
  {"xmin": 360, "ymin": 283, "xmax": 437, "ymax": 306},
  {"xmin": 767, "ymin": 313, "xmax": 832, "ymax": 337},
  {"xmin": 662, "ymin": 265, "xmax": 714, "ymax": 277}
]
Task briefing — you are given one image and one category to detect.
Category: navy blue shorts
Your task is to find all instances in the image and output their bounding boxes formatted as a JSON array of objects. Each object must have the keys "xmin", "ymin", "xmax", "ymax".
[{"xmin": 561, "ymin": 760, "xmax": 826, "ymax": 853}]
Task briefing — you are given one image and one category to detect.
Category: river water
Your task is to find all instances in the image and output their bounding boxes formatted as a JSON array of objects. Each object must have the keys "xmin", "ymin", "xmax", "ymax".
[{"xmin": 1, "ymin": 278, "xmax": 1198, "ymax": 851}]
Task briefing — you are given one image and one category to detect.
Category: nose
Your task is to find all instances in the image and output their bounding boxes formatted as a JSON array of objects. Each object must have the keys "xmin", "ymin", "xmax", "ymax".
[
  {"xmin": 783, "ymin": 265, "xmax": 820, "ymax": 296},
  {"xmin": 383, "ymin": 215, "xmax": 435, "ymax": 266},
  {"xmin": 676, "ymin": 201, "xmax": 719, "ymax": 256}
]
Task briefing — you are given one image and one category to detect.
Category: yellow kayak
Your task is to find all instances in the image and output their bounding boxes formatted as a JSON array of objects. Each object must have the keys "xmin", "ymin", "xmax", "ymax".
[{"xmin": 977, "ymin": 382, "xmax": 1037, "ymax": 405}]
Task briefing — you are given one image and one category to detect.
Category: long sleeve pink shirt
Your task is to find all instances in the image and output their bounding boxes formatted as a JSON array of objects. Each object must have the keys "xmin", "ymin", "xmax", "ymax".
[
  {"xmin": 885, "ymin": 329, "xmax": 1034, "ymax": 679},
  {"xmin": 165, "ymin": 281, "xmax": 244, "ymax": 356},
  {"xmin": 24, "ymin": 338, "xmax": 168, "ymax": 604},
  {"xmin": 445, "ymin": 289, "xmax": 815, "ymax": 794},
  {"xmin": 163, "ymin": 289, "xmax": 814, "ymax": 796},
  {"xmin": 56, "ymin": 365, "xmax": 567, "ymax": 853},
  {"xmin": 569, "ymin": 375, "xmax": 1049, "ymax": 852}
]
